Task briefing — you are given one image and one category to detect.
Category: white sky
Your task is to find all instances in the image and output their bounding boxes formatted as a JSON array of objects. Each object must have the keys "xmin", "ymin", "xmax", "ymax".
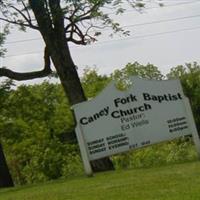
[{"xmin": 2, "ymin": 0, "xmax": 200, "ymax": 84}]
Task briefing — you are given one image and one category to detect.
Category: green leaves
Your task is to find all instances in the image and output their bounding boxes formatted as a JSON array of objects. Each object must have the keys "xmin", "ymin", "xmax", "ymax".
[
  {"xmin": 1, "ymin": 61, "xmax": 199, "ymax": 185},
  {"xmin": 0, "ymin": 81, "xmax": 79, "ymax": 184},
  {"xmin": 167, "ymin": 62, "xmax": 200, "ymax": 134},
  {"xmin": 111, "ymin": 62, "xmax": 163, "ymax": 90},
  {"xmin": 81, "ymin": 67, "xmax": 111, "ymax": 98}
]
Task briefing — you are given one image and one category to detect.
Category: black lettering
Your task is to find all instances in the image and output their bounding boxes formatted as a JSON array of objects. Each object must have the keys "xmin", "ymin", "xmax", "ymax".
[
  {"xmin": 143, "ymin": 93, "xmax": 151, "ymax": 101},
  {"xmin": 99, "ymin": 110, "xmax": 105, "ymax": 116},
  {"xmin": 144, "ymin": 103, "xmax": 152, "ymax": 110},
  {"xmin": 88, "ymin": 116, "xmax": 94, "ymax": 123},
  {"xmin": 87, "ymin": 139, "xmax": 104, "ymax": 146},
  {"xmin": 138, "ymin": 106, "xmax": 144, "ymax": 112},
  {"xmin": 177, "ymin": 93, "xmax": 182, "ymax": 100},
  {"xmin": 130, "ymin": 94, "xmax": 137, "ymax": 102},
  {"xmin": 111, "ymin": 111, "xmax": 120, "ymax": 118},
  {"xmin": 114, "ymin": 98, "xmax": 121, "ymax": 108},
  {"xmin": 157, "ymin": 95, "xmax": 164, "ymax": 103},
  {"xmin": 143, "ymin": 93, "xmax": 183, "ymax": 103},
  {"xmin": 106, "ymin": 133, "xmax": 125, "ymax": 141},
  {"xmin": 80, "ymin": 117, "xmax": 88, "ymax": 125},
  {"xmin": 93, "ymin": 113, "xmax": 100, "ymax": 120}
]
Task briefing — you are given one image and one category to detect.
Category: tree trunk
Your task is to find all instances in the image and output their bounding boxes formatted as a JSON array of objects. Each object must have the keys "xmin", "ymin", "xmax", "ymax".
[
  {"xmin": 57, "ymin": 60, "xmax": 114, "ymax": 172},
  {"xmin": 29, "ymin": 1, "xmax": 114, "ymax": 172},
  {"xmin": 49, "ymin": 41, "xmax": 114, "ymax": 172},
  {"xmin": 0, "ymin": 143, "xmax": 14, "ymax": 188}
]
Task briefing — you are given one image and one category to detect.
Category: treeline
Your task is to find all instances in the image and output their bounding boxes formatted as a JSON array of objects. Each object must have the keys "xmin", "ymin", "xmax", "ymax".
[{"xmin": 0, "ymin": 62, "xmax": 199, "ymax": 185}]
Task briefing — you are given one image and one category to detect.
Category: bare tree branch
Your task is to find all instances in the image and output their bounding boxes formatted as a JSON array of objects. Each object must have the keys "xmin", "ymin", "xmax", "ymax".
[
  {"xmin": 67, "ymin": 37, "xmax": 86, "ymax": 45},
  {"xmin": 0, "ymin": 47, "xmax": 52, "ymax": 81},
  {"xmin": 63, "ymin": 1, "xmax": 108, "ymax": 45},
  {"xmin": 75, "ymin": 1, "xmax": 102, "ymax": 23},
  {"xmin": 66, "ymin": 23, "xmax": 86, "ymax": 45},
  {"xmin": 10, "ymin": 5, "xmax": 30, "ymax": 24},
  {"xmin": 0, "ymin": 17, "xmax": 39, "ymax": 30},
  {"xmin": 21, "ymin": 1, "xmax": 32, "ymax": 22}
]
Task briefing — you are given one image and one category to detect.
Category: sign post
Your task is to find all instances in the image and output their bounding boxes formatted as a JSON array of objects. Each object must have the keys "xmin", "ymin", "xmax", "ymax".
[
  {"xmin": 72, "ymin": 76, "xmax": 200, "ymax": 175},
  {"xmin": 75, "ymin": 125, "xmax": 93, "ymax": 176}
]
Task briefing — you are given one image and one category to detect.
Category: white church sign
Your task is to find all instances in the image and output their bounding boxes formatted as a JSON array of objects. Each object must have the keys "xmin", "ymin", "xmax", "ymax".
[{"xmin": 72, "ymin": 76, "xmax": 200, "ymax": 176}]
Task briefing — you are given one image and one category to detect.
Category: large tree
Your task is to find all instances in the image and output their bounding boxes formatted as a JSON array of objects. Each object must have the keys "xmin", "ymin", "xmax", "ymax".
[{"xmin": 0, "ymin": 0, "xmax": 145, "ymax": 172}]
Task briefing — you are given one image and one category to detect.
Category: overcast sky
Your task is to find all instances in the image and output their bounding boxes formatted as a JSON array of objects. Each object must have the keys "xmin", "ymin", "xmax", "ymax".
[{"xmin": 2, "ymin": 0, "xmax": 200, "ymax": 85}]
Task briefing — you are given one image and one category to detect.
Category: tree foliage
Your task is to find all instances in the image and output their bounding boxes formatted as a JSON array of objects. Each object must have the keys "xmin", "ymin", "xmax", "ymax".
[
  {"xmin": 0, "ymin": 31, "xmax": 14, "ymax": 188},
  {"xmin": 0, "ymin": 61, "xmax": 200, "ymax": 185},
  {"xmin": 167, "ymin": 62, "xmax": 200, "ymax": 134},
  {"xmin": 111, "ymin": 62, "xmax": 164, "ymax": 89},
  {"xmin": 81, "ymin": 67, "xmax": 111, "ymax": 98},
  {"xmin": 0, "ymin": 82, "xmax": 81, "ymax": 184}
]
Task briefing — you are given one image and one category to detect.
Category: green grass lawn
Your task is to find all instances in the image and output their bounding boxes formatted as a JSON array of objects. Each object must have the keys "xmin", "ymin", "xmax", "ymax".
[{"xmin": 0, "ymin": 161, "xmax": 200, "ymax": 200}]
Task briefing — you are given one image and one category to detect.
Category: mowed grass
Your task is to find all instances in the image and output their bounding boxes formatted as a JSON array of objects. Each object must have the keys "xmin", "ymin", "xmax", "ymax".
[{"xmin": 1, "ymin": 161, "xmax": 200, "ymax": 200}]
